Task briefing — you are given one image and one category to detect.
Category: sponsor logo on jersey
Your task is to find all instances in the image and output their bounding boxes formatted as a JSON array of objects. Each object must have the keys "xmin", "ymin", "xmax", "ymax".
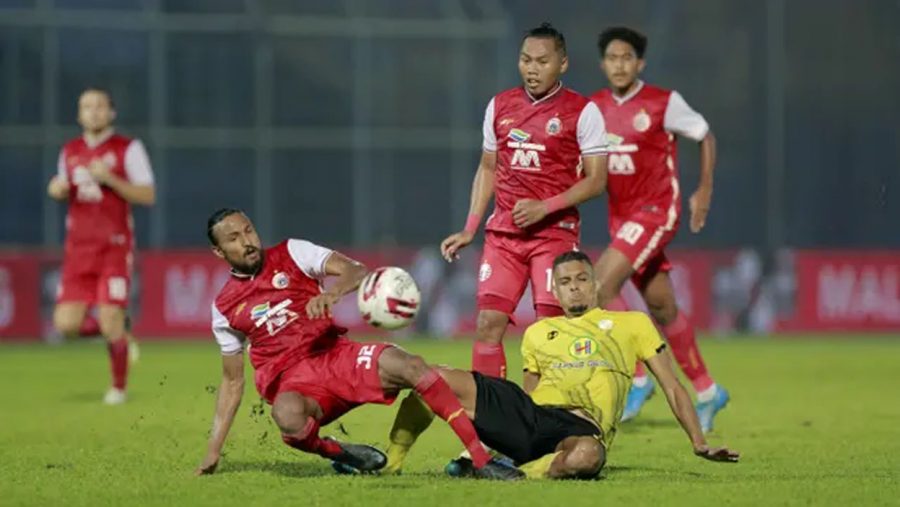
[
  {"xmin": 253, "ymin": 299, "xmax": 299, "ymax": 336},
  {"xmin": 598, "ymin": 319, "xmax": 614, "ymax": 330},
  {"xmin": 508, "ymin": 129, "xmax": 531, "ymax": 142},
  {"xmin": 547, "ymin": 330, "xmax": 558, "ymax": 341},
  {"xmin": 545, "ymin": 117, "xmax": 562, "ymax": 135},
  {"xmin": 633, "ymin": 109, "xmax": 651, "ymax": 133},
  {"xmin": 251, "ymin": 303, "xmax": 269, "ymax": 320},
  {"xmin": 272, "ymin": 272, "xmax": 289, "ymax": 289},
  {"xmin": 569, "ymin": 337, "xmax": 598, "ymax": 358}
]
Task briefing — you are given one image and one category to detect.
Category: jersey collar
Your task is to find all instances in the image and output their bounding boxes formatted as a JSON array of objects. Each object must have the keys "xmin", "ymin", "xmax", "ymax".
[
  {"xmin": 611, "ymin": 80, "xmax": 645, "ymax": 105},
  {"xmin": 524, "ymin": 81, "xmax": 563, "ymax": 105},
  {"xmin": 82, "ymin": 128, "xmax": 115, "ymax": 149}
]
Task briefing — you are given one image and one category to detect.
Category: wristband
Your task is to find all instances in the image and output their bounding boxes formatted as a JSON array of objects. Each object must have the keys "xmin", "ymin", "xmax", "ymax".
[
  {"xmin": 463, "ymin": 214, "xmax": 481, "ymax": 234},
  {"xmin": 543, "ymin": 194, "xmax": 568, "ymax": 214}
]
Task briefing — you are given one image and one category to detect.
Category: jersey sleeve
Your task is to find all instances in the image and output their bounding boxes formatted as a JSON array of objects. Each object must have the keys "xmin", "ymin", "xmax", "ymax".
[
  {"xmin": 521, "ymin": 324, "xmax": 541, "ymax": 374},
  {"xmin": 287, "ymin": 238, "xmax": 334, "ymax": 280},
  {"xmin": 124, "ymin": 139, "xmax": 155, "ymax": 185},
  {"xmin": 481, "ymin": 98, "xmax": 497, "ymax": 152},
  {"xmin": 211, "ymin": 304, "xmax": 245, "ymax": 355},
  {"xmin": 56, "ymin": 149, "xmax": 67, "ymax": 182},
  {"xmin": 576, "ymin": 101, "xmax": 609, "ymax": 156},
  {"xmin": 663, "ymin": 91, "xmax": 709, "ymax": 141},
  {"xmin": 632, "ymin": 313, "xmax": 666, "ymax": 361}
]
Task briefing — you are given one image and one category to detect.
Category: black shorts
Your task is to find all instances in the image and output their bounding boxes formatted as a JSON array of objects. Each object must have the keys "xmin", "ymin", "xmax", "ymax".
[{"xmin": 471, "ymin": 372, "xmax": 601, "ymax": 465}]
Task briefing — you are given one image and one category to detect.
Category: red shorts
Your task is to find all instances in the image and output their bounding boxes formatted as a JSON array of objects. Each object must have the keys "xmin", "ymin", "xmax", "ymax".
[
  {"xmin": 57, "ymin": 242, "xmax": 132, "ymax": 307},
  {"xmin": 477, "ymin": 231, "xmax": 578, "ymax": 316},
  {"xmin": 266, "ymin": 338, "xmax": 397, "ymax": 425},
  {"xmin": 608, "ymin": 211, "xmax": 678, "ymax": 289}
]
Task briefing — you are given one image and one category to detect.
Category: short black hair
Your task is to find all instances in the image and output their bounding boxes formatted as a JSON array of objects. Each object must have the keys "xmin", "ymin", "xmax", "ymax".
[
  {"xmin": 207, "ymin": 208, "xmax": 244, "ymax": 246},
  {"xmin": 597, "ymin": 26, "xmax": 648, "ymax": 58},
  {"xmin": 81, "ymin": 86, "xmax": 115, "ymax": 108},
  {"xmin": 553, "ymin": 250, "xmax": 593, "ymax": 271},
  {"xmin": 523, "ymin": 22, "xmax": 567, "ymax": 56}
]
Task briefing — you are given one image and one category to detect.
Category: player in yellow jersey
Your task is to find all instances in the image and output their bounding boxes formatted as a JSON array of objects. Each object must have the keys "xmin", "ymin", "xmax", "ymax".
[{"xmin": 362, "ymin": 251, "xmax": 738, "ymax": 480}]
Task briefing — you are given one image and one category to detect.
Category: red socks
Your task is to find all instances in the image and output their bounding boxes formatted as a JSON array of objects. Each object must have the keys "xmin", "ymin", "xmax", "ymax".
[
  {"xmin": 414, "ymin": 370, "xmax": 491, "ymax": 468},
  {"xmin": 662, "ymin": 312, "xmax": 714, "ymax": 392},
  {"xmin": 281, "ymin": 416, "xmax": 343, "ymax": 458},
  {"xmin": 472, "ymin": 341, "xmax": 506, "ymax": 379},
  {"xmin": 107, "ymin": 338, "xmax": 128, "ymax": 390}
]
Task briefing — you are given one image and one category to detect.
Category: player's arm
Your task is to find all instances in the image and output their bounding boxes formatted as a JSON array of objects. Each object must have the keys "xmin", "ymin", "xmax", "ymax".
[
  {"xmin": 306, "ymin": 252, "xmax": 368, "ymax": 319},
  {"xmin": 521, "ymin": 326, "xmax": 542, "ymax": 394},
  {"xmin": 47, "ymin": 150, "xmax": 70, "ymax": 201},
  {"xmin": 196, "ymin": 352, "xmax": 245, "ymax": 475},
  {"xmin": 645, "ymin": 351, "xmax": 739, "ymax": 463},
  {"xmin": 90, "ymin": 140, "xmax": 156, "ymax": 206},
  {"xmin": 513, "ymin": 101, "xmax": 609, "ymax": 228},
  {"xmin": 441, "ymin": 98, "xmax": 498, "ymax": 262},
  {"xmin": 664, "ymin": 91, "xmax": 716, "ymax": 233}
]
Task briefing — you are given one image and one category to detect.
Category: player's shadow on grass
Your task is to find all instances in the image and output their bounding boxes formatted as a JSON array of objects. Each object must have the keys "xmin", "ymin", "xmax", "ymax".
[
  {"xmin": 604, "ymin": 465, "xmax": 705, "ymax": 478},
  {"xmin": 63, "ymin": 392, "xmax": 113, "ymax": 403},
  {"xmin": 220, "ymin": 460, "xmax": 338, "ymax": 479},
  {"xmin": 621, "ymin": 418, "xmax": 679, "ymax": 430}
]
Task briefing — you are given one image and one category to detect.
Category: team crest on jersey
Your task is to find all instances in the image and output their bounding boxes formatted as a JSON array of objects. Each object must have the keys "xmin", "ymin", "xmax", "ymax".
[
  {"xmin": 508, "ymin": 129, "xmax": 531, "ymax": 142},
  {"xmin": 598, "ymin": 319, "xmax": 614, "ymax": 331},
  {"xmin": 632, "ymin": 109, "xmax": 651, "ymax": 133},
  {"xmin": 545, "ymin": 117, "xmax": 562, "ymax": 135},
  {"xmin": 569, "ymin": 337, "xmax": 598, "ymax": 358},
  {"xmin": 479, "ymin": 262, "xmax": 492, "ymax": 282},
  {"xmin": 272, "ymin": 272, "xmax": 289, "ymax": 289},
  {"xmin": 101, "ymin": 152, "xmax": 117, "ymax": 167}
]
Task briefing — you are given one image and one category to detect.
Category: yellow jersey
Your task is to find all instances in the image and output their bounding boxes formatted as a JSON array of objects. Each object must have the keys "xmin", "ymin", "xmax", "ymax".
[{"xmin": 521, "ymin": 308, "xmax": 665, "ymax": 448}]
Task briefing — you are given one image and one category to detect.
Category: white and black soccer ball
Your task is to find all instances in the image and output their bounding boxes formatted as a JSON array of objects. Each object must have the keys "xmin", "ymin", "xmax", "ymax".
[{"xmin": 357, "ymin": 267, "xmax": 421, "ymax": 330}]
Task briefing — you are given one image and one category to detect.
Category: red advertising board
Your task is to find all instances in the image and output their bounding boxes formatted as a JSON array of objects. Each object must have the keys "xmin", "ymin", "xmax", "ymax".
[{"xmin": 0, "ymin": 255, "xmax": 42, "ymax": 340}]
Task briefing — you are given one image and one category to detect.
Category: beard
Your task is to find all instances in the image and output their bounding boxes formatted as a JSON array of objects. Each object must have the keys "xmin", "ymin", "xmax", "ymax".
[
  {"xmin": 230, "ymin": 247, "xmax": 263, "ymax": 275},
  {"xmin": 567, "ymin": 304, "xmax": 589, "ymax": 317}
]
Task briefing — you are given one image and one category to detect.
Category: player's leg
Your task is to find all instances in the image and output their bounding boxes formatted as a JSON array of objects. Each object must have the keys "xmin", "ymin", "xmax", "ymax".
[
  {"xmin": 377, "ymin": 347, "xmax": 522, "ymax": 479},
  {"xmin": 97, "ymin": 304, "xmax": 129, "ymax": 404},
  {"xmin": 52, "ymin": 302, "xmax": 89, "ymax": 339},
  {"xmin": 473, "ymin": 233, "xmax": 529, "ymax": 378},
  {"xmin": 641, "ymin": 266, "xmax": 729, "ymax": 432},
  {"xmin": 528, "ymin": 236, "xmax": 577, "ymax": 319}
]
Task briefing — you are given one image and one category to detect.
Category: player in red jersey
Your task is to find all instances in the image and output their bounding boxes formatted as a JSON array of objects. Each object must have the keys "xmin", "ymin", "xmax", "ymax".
[
  {"xmin": 46, "ymin": 88, "xmax": 155, "ymax": 405},
  {"xmin": 194, "ymin": 209, "xmax": 522, "ymax": 480},
  {"xmin": 441, "ymin": 23, "xmax": 609, "ymax": 379},
  {"xmin": 589, "ymin": 27, "xmax": 728, "ymax": 431}
]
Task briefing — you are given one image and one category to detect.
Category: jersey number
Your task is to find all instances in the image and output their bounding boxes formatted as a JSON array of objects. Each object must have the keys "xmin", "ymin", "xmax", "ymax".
[
  {"xmin": 356, "ymin": 344, "xmax": 377, "ymax": 370},
  {"xmin": 616, "ymin": 221, "xmax": 645, "ymax": 245}
]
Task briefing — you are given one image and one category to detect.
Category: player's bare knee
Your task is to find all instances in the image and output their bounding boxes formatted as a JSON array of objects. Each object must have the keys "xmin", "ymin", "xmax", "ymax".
[
  {"xmin": 98, "ymin": 310, "xmax": 126, "ymax": 340},
  {"xmin": 475, "ymin": 311, "xmax": 506, "ymax": 344},
  {"xmin": 53, "ymin": 314, "xmax": 81, "ymax": 339},
  {"xmin": 271, "ymin": 393, "xmax": 313, "ymax": 434},
  {"xmin": 566, "ymin": 440, "xmax": 605, "ymax": 479}
]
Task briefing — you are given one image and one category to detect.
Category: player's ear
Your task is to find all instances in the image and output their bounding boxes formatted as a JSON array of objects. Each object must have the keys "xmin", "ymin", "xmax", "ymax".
[
  {"xmin": 637, "ymin": 59, "xmax": 646, "ymax": 73},
  {"xmin": 560, "ymin": 54, "xmax": 569, "ymax": 74},
  {"xmin": 211, "ymin": 244, "xmax": 225, "ymax": 260}
]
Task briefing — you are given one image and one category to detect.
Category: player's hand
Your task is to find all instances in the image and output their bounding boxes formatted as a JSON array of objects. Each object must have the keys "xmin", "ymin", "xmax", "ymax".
[
  {"xmin": 88, "ymin": 159, "xmax": 112, "ymax": 184},
  {"xmin": 512, "ymin": 199, "xmax": 548, "ymax": 228},
  {"xmin": 694, "ymin": 444, "xmax": 739, "ymax": 463},
  {"xmin": 440, "ymin": 231, "xmax": 474, "ymax": 263},
  {"xmin": 689, "ymin": 187, "xmax": 712, "ymax": 233},
  {"xmin": 47, "ymin": 176, "xmax": 70, "ymax": 200},
  {"xmin": 195, "ymin": 452, "xmax": 220, "ymax": 476},
  {"xmin": 307, "ymin": 292, "xmax": 340, "ymax": 319}
]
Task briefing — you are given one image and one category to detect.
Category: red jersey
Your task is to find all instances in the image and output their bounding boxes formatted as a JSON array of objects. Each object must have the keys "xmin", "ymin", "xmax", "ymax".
[
  {"xmin": 57, "ymin": 132, "xmax": 154, "ymax": 249},
  {"xmin": 483, "ymin": 83, "xmax": 608, "ymax": 239},
  {"xmin": 590, "ymin": 82, "xmax": 708, "ymax": 222},
  {"xmin": 211, "ymin": 239, "xmax": 344, "ymax": 398}
]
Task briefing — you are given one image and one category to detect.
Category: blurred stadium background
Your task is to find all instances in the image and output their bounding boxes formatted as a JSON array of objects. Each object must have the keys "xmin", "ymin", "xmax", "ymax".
[{"xmin": 0, "ymin": 0, "xmax": 898, "ymax": 341}]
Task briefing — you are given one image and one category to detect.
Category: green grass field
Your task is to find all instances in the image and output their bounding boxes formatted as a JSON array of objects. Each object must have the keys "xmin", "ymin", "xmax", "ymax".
[{"xmin": 1, "ymin": 336, "xmax": 899, "ymax": 506}]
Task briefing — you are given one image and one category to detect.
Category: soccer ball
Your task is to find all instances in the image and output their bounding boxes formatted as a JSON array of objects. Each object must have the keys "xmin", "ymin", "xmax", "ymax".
[{"xmin": 357, "ymin": 267, "xmax": 421, "ymax": 330}]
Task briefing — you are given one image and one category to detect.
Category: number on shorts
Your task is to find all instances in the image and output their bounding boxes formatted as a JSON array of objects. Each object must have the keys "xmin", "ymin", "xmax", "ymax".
[
  {"xmin": 108, "ymin": 277, "xmax": 127, "ymax": 301},
  {"xmin": 357, "ymin": 344, "xmax": 377, "ymax": 370},
  {"xmin": 616, "ymin": 221, "xmax": 645, "ymax": 246},
  {"xmin": 546, "ymin": 268, "xmax": 553, "ymax": 293}
]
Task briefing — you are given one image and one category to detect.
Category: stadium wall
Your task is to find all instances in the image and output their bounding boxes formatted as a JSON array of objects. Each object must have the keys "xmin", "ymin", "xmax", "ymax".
[{"xmin": 1, "ymin": 249, "xmax": 897, "ymax": 341}]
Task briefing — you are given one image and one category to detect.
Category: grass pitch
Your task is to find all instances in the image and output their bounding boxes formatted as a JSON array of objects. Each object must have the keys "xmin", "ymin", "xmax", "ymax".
[{"xmin": 1, "ymin": 336, "xmax": 898, "ymax": 506}]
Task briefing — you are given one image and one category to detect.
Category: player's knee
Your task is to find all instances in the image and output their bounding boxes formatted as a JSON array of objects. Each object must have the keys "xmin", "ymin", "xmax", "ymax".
[
  {"xmin": 271, "ymin": 393, "xmax": 314, "ymax": 434},
  {"xmin": 98, "ymin": 311, "xmax": 125, "ymax": 339},
  {"xmin": 475, "ymin": 311, "xmax": 506, "ymax": 343},
  {"xmin": 53, "ymin": 314, "xmax": 81, "ymax": 339},
  {"xmin": 566, "ymin": 440, "xmax": 606, "ymax": 479}
]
